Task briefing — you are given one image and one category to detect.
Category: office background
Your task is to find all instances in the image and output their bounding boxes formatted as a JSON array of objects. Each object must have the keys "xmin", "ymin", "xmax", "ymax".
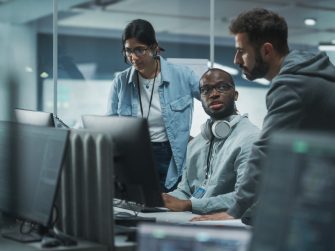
[{"xmin": 0, "ymin": 0, "xmax": 334, "ymax": 135}]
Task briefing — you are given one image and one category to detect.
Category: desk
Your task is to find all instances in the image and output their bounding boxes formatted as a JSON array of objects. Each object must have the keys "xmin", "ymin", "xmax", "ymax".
[
  {"xmin": 114, "ymin": 207, "xmax": 248, "ymax": 251},
  {"xmin": 114, "ymin": 207, "xmax": 247, "ymax": 227},
  {"xmin": 114, "ymin": 207, "xmax": 200, "ymax": 224},
  {"xmin": 0, "ymin": 209, "xmax": 245, "ymax": 251}
]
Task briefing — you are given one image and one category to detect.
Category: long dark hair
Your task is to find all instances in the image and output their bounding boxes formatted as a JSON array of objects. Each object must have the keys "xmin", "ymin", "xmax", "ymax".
[{"xmin": 122, "ymin": 19, "xmax": 158, "ymax": 64}]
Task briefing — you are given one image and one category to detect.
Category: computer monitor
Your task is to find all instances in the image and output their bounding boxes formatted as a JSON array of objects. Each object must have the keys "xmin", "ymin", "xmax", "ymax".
[
  {"xmin": 250, "ymin": 131, "xmax": 335, "ymax": 251},
  {"xmin": 14, "ymin": 108, "xmax": 55, "ymax": 127},
  {"xmin": 82, "ymin": 115, "xmax": 164, "ymax": 207},
  {"xmin": 0, "ymin": 121, "xmax": 69, "ymax": 241},
  {"xmin": 136, "ymin": 223, "xmax": 252, "ymax": 251}
]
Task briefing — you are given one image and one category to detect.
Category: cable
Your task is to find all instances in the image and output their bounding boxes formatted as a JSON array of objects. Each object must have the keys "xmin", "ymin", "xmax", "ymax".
[
  {"xmin": 20, "ymin": 220, "xmax": 34, "ymax": 235},
  {"xmin": 113, "ymin": 191, "xmax": 124, "ymax": 206},
  {"xmin": 125, "ymin": 201, "xmax": 140, "ymax": 217}
]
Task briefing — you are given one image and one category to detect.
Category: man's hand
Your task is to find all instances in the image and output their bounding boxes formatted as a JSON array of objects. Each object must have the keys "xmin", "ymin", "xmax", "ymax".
[
  {"xmin": 162, "ymin": 193, "xmax": 192, "ymax": 212},
  {"xmin": 189, "ymin": 212, "xmax": 235, "ymax": 221}
]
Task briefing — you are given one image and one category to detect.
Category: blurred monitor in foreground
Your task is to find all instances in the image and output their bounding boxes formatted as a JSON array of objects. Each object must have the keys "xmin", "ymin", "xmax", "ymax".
[
  {"xmin": 15, "ymin": 108, "xmax": 55, "ymax": 127},
  {"xmin": 0, "ymin": 121, "xmax": 69, "ymax": 241},
  {"xmin": 251, "ymin": 132, "xmax": 335, "ymax": 251},
  {"xmin": 82, "ymin": 115, "xmax": 164, "ymax": 207},
  {"xmin": 136, "ymin": 223, "xmax": 251, "ymax": 251}
]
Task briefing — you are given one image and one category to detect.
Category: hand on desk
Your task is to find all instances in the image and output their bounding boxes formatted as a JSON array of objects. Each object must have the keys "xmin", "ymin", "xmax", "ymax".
[
  {"xmin": 189, "ymin": 212, "xmax": 235, "ymax": 221},
  {"xmin": 162, "ymin": 193, "xmax": 192, "ymax": 212}
]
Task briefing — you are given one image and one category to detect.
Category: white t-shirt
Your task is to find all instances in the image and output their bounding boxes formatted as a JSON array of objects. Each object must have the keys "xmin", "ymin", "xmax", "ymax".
[{"xmin": 137, "ymin": 73, "xmax": 169, "ymax": 142}]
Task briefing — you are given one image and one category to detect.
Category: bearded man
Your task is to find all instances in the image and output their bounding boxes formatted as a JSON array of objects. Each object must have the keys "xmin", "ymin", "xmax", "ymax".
[{"xmin": 191, "ymin": 8, "xmax": 335, "ymax": 222}]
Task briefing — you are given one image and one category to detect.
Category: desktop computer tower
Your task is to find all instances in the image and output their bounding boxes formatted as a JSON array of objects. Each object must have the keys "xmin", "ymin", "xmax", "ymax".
[{"xmin": 55, "ymin": 129, "xmax": 114, "ymax": 249}]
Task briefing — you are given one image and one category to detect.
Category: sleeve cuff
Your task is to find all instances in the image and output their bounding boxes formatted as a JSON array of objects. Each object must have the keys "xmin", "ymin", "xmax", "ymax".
[
  {"xmin": 168, "ymin": 190, "xmax": 190, "ymax": 200},
  {"xmin": 227, "ymin": 201, "xmax": 247, "ymax": 219},
  {"xmin": 191, "ymin": 199, "xmax": 208, "ymax": 215}
]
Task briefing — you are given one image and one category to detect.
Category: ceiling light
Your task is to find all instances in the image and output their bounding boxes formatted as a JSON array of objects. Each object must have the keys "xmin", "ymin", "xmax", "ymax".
[
  {"xmin": 25, "ymin": 67, "xmax": 33, "ymax": 72},
  {"xmin": 207, "ymin": 62, "xmax": 239, "ymax": 75},
  {"xmin": 242, "ymin": 75, "xmax": 270, "ymax": 86},
  {"xmin": 304, "ymin": 18, "xmax": 316, "ymax": 26},
  {"xmin": 318, "ymin": 42, "xmax": 335, "ymax": 51},
  {"xmin": 40, "ymin": 72, "xmax": 49, "ymax": 78}
]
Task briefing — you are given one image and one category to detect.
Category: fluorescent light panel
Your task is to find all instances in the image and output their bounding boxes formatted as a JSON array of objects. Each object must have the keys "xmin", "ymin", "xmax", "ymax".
[
  {"xmin": 207, "ymin": 62, "xmax": 239, "ymax": 75},
  {"xmin": 318, "ymin": 45, "xmax": 335, "ymax": 51},
  {"xmin": 242, "ymin": 75, "xmax": 270, "ymax": 86},
  {"xmin": 304, "ymin": 18, "xmax": 316, "ymax": 26}
]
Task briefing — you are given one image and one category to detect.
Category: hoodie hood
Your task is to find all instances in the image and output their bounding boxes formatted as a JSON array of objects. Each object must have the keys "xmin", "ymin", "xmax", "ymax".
[{"xmin": 273, "ymin": 50, "xmax": 335, "ymax": 83}]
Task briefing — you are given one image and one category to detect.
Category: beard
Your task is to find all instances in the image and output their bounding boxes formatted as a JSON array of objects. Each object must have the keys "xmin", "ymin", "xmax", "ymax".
[
  {"xmin": 243, "ymin": 51, "xmax": 270, "ymax": 81},
  {"xmin": 203, "ymin": 93, "xmax": 235, "ymax": 121}
]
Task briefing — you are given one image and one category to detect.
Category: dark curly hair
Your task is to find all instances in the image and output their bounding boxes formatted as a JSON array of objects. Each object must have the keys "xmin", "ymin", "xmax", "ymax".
[
  {"xmin": 229, "ymin": 8, "xmax": 289, "ymax": 56},
  {"xmin": 201, "ymin": 68, "xmax": 235, "ymax": 88}
]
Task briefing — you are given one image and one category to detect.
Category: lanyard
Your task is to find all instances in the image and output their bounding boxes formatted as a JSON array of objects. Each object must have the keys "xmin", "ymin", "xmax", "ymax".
[
  {"xmin": 206, "ymin": 137, "xmax": 215, "ymax": 181},
  {"xmin": 137, "ymin": 60, "xmax": 158, "ymax": 120}
]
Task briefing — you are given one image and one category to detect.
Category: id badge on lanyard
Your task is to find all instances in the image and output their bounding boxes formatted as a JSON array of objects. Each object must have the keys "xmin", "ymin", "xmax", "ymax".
[
  {"xmin": 190, "ymin": 180, "xmax": 208, "ymax": 200},
  {"xmin": 190, "ymin": 138, "xmax": 215, "ymax": 200}
]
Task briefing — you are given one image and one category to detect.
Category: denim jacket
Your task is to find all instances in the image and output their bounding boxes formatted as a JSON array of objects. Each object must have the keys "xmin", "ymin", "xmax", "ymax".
[{"xmin": 106, "ymin": 56, "xmax": 201, "ymax": 189}]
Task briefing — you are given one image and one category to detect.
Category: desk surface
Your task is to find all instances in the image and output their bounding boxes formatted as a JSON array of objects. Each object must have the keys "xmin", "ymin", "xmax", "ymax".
[
  {"xmin": 114, "ymin": 207, "xmax": 246, "ymax": 227},
  {"xmin": 0, "ymin": 209, "xmax": 246, "ymax": 251},
  {"xmin": 114, "ymin": 207, "xmax": 199, "ymax": 223}
]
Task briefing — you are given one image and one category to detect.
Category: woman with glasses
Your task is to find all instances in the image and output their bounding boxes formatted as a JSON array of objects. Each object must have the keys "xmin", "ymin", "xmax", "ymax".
[{"xmin": 107, "ymin": 19, "xmax": 200, "ymax": 193}]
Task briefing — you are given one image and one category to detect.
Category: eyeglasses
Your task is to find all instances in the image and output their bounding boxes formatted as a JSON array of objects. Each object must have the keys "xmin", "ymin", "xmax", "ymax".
[
  {"xmin": 121, "ymin": 45, "xmax": 152, "ymax": 57},
  {"xmin": 199, "ymin": 82, "xmax": 235, "ymax": 95}
]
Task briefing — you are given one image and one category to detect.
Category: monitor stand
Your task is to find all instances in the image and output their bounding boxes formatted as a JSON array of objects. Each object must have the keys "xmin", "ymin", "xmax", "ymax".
[
  {"xmin": 1, "ymin": 231, "xmax": 42, "ymax": 243},
  {"xmin": 1, "ymin": 224, "xmax": 47, "ymax": 243}
]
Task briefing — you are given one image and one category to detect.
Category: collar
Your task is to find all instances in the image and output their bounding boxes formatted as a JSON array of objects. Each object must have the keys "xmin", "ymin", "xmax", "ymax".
[
  {"xmin": 127, "ymin": 56, "xmax": 170, "ymax": 86},
  {"xmin": 210, "ymin": 113, "xmax": 248, "ymax": 123},
  {"xmin": 223, "ymin": 114, "xmax": 238, "ymax": 123}
]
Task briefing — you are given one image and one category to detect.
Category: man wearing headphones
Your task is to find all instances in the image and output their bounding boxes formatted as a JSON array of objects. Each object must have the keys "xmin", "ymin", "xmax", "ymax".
[{"xmin": 161, "ymin": 68, "xmax": 260, "ymax": 215}]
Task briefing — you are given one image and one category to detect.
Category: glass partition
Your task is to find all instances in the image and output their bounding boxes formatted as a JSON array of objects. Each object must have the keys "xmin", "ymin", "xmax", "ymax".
[
  {"xmin": 38, "ymin": 0, "xmax": 213, "ymax": 133},
  {"xmin": 2, "ymin": 0, "xmax": 328, "ymax": 133},
  {"xmin": 0, "ymin": 0, "xmax": 53, "ymax": 122}
]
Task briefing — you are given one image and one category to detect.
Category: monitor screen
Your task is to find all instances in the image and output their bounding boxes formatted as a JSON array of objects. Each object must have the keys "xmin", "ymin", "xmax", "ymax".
[
  {"xmin": 0, "ymin": 121, "xmax": 69, "ymax": 226},
  {"xmin": 82, "ymin": 115, "xmax": 164, "ymax": 207},
  {"xmin": 251, "ymin": 131, "xmax": 335, "ymax": 251},
  {"xmin": 136, "ymin": 223, "xmax": 252, "ymax": 251},
  {"xmin": 15, "ymin": 108, "xmax": 55, "ymax": 127}
]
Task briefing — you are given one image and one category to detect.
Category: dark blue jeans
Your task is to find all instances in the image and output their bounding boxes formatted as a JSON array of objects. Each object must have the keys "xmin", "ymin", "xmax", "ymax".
[{"xmin": 152, "ymin": 141, "xmax": 181, "ymax": 193}]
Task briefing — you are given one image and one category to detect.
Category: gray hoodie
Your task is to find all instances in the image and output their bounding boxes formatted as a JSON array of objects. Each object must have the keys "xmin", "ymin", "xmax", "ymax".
[{"xmin": 227, "ymin": 50, "xmax": 335, "ymax": 219}]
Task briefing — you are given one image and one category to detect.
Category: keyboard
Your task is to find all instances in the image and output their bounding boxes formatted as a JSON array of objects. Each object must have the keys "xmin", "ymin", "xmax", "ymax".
[{"xmin": 113, "ymin": 199, "xmax": 170, "ymax": 213}]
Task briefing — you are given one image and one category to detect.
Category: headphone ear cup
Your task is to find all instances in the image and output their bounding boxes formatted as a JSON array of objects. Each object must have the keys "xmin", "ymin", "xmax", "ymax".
[
  {"xmin": 201, "ymin": 122, "xmax": 213, "ymax": 141},
  {"xmin": 212, "ymin": 121, "xmax": 231, "ymax": 139}
]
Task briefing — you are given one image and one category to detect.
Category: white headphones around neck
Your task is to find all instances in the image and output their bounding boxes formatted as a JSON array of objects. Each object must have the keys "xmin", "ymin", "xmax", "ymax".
[{"xmin": 200, "ymin": 114, "xmax": 242, "ymax": 141}]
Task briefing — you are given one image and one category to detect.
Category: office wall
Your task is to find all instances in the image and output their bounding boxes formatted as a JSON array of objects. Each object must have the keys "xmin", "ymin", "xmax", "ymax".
[
  {"xmin": 0, "ymin": 22, "xmax": 37, "ymax": 121},
  {"xmin": 326, "ymin": 51, "xmax": 335, "ymax": 65}
]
